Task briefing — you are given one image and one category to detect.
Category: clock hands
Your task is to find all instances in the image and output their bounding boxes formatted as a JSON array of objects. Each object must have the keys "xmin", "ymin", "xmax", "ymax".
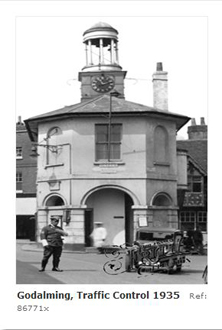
[
  {"xmin": 99, "ymin": 80, "xmax": 112, "ymax": 86},
  {"xmin": 91, "ymin": 75, "xmax": 115, "ymax": 92}
]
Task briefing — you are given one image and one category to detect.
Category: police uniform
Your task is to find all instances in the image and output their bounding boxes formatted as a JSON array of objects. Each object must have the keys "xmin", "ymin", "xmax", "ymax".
[{"xmin": 39, "ymin": 217, "xmax": 68, "ymax": 272}]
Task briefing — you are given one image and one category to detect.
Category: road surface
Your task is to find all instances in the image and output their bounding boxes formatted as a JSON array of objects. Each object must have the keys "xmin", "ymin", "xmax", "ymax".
[{"xmin": 16, "ymin": 241, "xmax": 207, "ymax": 285}]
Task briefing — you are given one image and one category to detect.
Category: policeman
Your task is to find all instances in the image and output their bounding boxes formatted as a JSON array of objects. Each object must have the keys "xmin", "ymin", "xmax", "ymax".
[{"xmin": 39, "ymin": 216, "xmax": 68, "ymax": 272}]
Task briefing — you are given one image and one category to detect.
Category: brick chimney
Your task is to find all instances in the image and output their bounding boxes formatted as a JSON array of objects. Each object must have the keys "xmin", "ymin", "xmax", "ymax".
[
  {"xmin": 152, "ymin": 62, "xmax": 168, "ymax": 111},
  {"xmin": 188, "ymin": 117, "xmax": 207, "ymax": 140},
  {"xmin": 16, "ymin": 116, "xmax": 24, "ymax": 126}
]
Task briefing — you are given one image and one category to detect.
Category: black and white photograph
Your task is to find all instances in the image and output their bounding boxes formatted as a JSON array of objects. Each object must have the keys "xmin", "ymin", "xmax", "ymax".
[
  {"xmin": 16, "ymin": 15, "xmax": 208, "ymax": 285},
  {"xmin": 1, "ymin": 1, "xmax": 222, "ymax": 329}
]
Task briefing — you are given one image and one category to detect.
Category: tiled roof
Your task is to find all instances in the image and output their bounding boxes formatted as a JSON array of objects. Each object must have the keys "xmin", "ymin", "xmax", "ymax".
[
  {"xmin": 26, "ymin": 94, "xmax": 189, "ymax": 120},
  {"xmin": 26, "ymin": 94, "xmax": 157, "ymax": 119},
  {"xmin": 25, "ymin": 95, "xmax": 190, "ymax": 141},
  {"xmin": 177, "ymin": 139, "xmax": 207, "ymax": 174}
]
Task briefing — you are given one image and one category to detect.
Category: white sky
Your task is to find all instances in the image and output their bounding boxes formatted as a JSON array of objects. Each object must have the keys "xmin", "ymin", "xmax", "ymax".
[{"xmin": 16, "ymin": 16, "xmax": 207, "ymax": 138}]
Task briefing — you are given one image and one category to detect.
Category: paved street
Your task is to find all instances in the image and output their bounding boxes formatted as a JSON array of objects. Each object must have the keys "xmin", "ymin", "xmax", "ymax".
[{"xmin": 16, "ymin": 241, "xmax": 207, "ymax": 285}]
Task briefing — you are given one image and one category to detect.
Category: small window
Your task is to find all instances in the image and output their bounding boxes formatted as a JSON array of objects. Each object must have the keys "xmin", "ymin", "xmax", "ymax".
[
  {"xmin": 180, "ymin": 211, "xmax": 207, "ymax": 232},
  {"xmin": 188, "ymin": 176, "xmax": 203, "ymax": 193},
  {"xmin": 16, "ymin": 147, "xmax": 22, "ymax": 158},
  {"xmin": 16, "ymin": 172, "xmax": 22, "ymax": 182},
  {"xmin": 198, "ymin": 211, "xmax": 207, "ymax": 223},
  {"xmin": 197, "ymin": 211, "xmax": 207, "ymax": 231},
  {"xmin": 180, "ymin": 211, "xmax": 195, "ymax": 231},
  {"xmin": 95, "ymin": 124, "xmax": 122, "ymax": 161},
  {"xmin": 16, "ymin": 172, "xmax": 22, "ymax": 191},
  {"xmin": 180, "ymin": 211, "xmax": 195, "ymax": 223}
]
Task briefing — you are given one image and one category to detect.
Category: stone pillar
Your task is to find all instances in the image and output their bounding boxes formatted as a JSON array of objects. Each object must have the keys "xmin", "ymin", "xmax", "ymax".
[
  {"xmin": 111, "ymin": 39, "xmax": 114, "ymax": 64},
  {"xmin": 177, "ymin": 149, "xmax": 188, "ymax": 190},
  {"xmin": 63, "ymin": 208, "xmax": 85, "ymax": 250},
  {"xmin": 132, "ymin": 207, "xmax": 154, "ymax": 226},
  {"xmin": 89, "ymin": 40, "xmax": 93, "ymax": 65},
  {"xmin": 132, "ymin": 206, "xmax": 149, "ymax": 240},
  {"xmin": 148, "ymin": 207, "xmax": 179, "ymax": 229},
  {"xmin": 36, "ymin": 209, "xmax": 48, "ymax": 242},
  {"xmin": 115, "ymin": 41, "xmax": 119, "ymax": 64},
  {"xmin": 167, "ymin": 208, "xmax": 179, "ymax": 229},
  {"xmin": 85, "ymin": 43, "xmax": 88, "ymax": 66},
  {"xmin": 99, "ymin": 38, "xmax": 104, "ymax": 64}
]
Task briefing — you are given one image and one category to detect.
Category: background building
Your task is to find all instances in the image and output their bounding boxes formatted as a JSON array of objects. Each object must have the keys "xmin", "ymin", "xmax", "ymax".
[
  {"xmin": 177, "ymin": 118, "xmax": 207, "ymax": 237},
  {"xmin": 24, "ymin": 22, "xmax": 190, "ymax": 249},
  {"xmin": 16, "ymin": 116, "xmax": 37, "ymax": 240}
]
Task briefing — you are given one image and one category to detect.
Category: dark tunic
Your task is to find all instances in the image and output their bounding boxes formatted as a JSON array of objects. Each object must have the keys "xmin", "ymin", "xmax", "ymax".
[{"xmin": 40, "ymin": 224, "xmax": 64, "ymax": 246}]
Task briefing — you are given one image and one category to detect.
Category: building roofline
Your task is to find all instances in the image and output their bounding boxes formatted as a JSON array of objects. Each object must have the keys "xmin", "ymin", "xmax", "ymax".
[
  {"xmin": 24, "ymin": 95, "xmax": 190, "ymax": 141},
  {"xmin": 187, "ymin": 154, "xmax": 207, "ymax": 176}
]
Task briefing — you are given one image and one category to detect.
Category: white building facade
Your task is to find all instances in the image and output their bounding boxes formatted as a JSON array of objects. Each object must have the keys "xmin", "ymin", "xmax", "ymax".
[{"xmin": 25, "ymin": 22, "xmax": 190, "ymax": 250}]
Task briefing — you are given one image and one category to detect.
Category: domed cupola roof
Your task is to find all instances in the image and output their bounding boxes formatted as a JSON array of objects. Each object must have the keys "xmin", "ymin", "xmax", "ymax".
[
  {"xmin": 81, "ymin": 21, "xmax": 121, "ymax": 72},
  {"xmin": 83, "ymin": 22, "xmax": 118, "ymax": 37}
]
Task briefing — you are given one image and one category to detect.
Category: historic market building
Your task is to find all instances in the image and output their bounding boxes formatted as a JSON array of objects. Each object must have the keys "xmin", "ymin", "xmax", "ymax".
[{"xmin": 24, "ymin": 22, "xmax": 190, "ymax": 249}]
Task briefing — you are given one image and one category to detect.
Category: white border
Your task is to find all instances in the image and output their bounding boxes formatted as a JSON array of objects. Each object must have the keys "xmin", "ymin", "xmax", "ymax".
[{"xmin": 1, "ymin": 1, "xmax": 221, "ymax": 329}]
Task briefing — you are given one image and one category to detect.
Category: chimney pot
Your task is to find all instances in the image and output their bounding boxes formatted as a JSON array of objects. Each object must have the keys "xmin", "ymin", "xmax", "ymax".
[
  {"xmin": 156, "ymin": 62, "xmax": 163, "ymax": 71},
  {"xmin": 191, "ymin": 118, "xmax": 196, "ymax": 126},
  {"xmin": 188, "ymin": 117, "xmax": 207, "ymax": 140},
  {"xmin": 200, "ymin": 117, "xmax": 205, "ymax": 125}
]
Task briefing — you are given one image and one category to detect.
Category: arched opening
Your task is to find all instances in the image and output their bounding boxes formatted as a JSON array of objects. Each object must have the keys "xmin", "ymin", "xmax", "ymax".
[
  {"xmin": 152, "ymin": 193, "xmax": 172, "ymax": 207},
  {"xmin": 154, "ymin": 125, "xmax": 168, "ymax": 163},
  {"xmin": 45, "ymin": 195, "xmax": 65, "ymax": 206},
  {"xmin": 84, "ymin": 187, "xmax": 134, "ymax": 247},
  {"xmin": 46, "ymin": 126, "xmax": 63, "ymax": 165}
]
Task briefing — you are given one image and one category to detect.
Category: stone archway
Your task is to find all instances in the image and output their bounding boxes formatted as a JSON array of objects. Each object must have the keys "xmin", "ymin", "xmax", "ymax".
[
  {"xmin": 81, "ymin": 184, "xmax": 140, "ymax": 206},
  {"xmin": 82, "ymin": 185, "xmax": 136, "ymax": 246}
]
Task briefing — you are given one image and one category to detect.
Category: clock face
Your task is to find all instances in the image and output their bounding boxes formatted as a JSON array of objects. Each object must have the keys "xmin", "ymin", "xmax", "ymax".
[{"xmin": 91, "ymin": 75, "xmax": 115, "ymax": 93}]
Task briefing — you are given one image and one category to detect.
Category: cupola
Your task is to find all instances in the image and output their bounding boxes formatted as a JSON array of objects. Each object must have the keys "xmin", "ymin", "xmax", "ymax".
[
  {"xmin": 78, "ymin": 22, "xmax": 127, "ymax": 101},
  {"xmin": 82, "ymin": 22, "xmax": 122, "ymax": 72}
]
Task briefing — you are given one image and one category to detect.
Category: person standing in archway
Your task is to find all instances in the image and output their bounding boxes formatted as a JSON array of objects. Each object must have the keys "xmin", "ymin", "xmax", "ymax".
[
  {"xmin": 39, "ymin": 216, "xmax": 68, "ymax": 272},
  {"xmin": 90, "ymin": 222, "xmax": 107, "ymax": 252}
]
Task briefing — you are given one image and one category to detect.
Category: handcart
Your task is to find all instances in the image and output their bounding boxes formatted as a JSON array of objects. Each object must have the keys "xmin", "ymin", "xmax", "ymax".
[{"xmin": 125, "ymin": 227, "xmax": 187, "ymax": 274}]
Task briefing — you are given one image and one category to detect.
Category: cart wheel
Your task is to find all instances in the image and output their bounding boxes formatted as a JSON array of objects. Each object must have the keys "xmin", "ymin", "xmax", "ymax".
[
  {"xmin": 167, "ymin": 258, "xmax": 174, "ymax": 274},
  {"xmin": 137, "ymin": 265, "xmax": 147, "ymax": 275},
  {"xmin": 167, "ymin": 267, "xmax": 174, "ymax": 274},
  {"xmin": 125, "ymin": 254, "xmax": 132, "ymax": 272}
]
